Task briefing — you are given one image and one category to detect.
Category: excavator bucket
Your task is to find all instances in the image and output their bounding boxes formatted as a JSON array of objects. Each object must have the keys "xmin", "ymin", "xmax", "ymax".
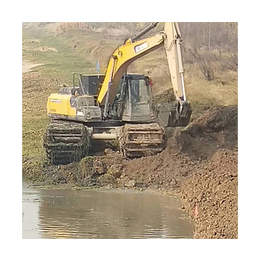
[
  {"xmin": 154, "ymin": 100, "xmax": 192, "ymax": 128},
  {"xmin": 178, "ymin": 101, "xmax": 192, "ymax": 126}
]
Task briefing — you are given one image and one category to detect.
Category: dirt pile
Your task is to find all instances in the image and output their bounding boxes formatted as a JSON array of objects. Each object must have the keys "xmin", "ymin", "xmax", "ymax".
[
  {"xmin": 39, "ymin": 149, "xmax": 125, "ymax": 187},
  {"xmin": 179, "ymin": 148, "xmax": 238, "ymax": 239},
  {"xmin": 176, "ymin": 105, "xmax": 237, "ymax": 160},
  {"xmin": 117, "ymin": 106, "xmax": 237, "ymax": 189},
  {"xmin": 117, "ymin": 142, "xmax": 197, "ymax": 190}
]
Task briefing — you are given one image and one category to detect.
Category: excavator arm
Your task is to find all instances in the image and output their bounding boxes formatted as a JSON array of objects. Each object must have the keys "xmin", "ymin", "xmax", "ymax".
[
  {"xmin": 97, "ymin": 22, "xmax": 191, "ymax": 124},
  {"xmin": 97, "ymin": 32, "xmax": 165, "ymax": 107},
  {"xmin": 164, "ymin": 22, "xmax": 186, "ymax": 101}
]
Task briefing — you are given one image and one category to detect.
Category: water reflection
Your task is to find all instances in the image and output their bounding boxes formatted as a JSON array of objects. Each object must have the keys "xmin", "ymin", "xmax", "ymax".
[
  {"xmin": 22, "ymin": 182, "xmax": 41, "ymax": 239},
  {"xmin": 23, "ymin": 183, "xmax": 194, "ymax": 239}
]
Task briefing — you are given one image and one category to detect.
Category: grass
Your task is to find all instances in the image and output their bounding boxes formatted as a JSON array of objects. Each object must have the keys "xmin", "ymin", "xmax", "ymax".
[
  {"xmin": 23, "ymin": 35, "xmax": 93, "ymax": 81},
  {"xmin": 184, "ymin": 63, "xmax": 238, "ymax": 117},
  {"xmin": 22, "ymin": 23, "xmax": 238, "ymax": 179}
]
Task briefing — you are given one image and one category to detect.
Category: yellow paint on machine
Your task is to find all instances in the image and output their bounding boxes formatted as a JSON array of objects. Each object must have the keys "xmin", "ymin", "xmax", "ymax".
[
  {"xmin": 47, "ymin": 93, "xmax": 76, "ymax": 116},
  {"xmin": 97, "ymin": 33, "xmax": 165, "ymax": 105}
]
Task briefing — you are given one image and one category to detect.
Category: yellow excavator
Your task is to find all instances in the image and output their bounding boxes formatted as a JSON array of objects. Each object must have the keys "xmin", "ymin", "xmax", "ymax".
[{"xmin": 43, "ymin": 22, "xmax": 192, "ymax": 164}]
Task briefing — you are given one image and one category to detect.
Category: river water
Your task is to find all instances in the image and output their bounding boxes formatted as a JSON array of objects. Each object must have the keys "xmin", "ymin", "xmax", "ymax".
[{"xmin": 22, "ymin": 182, "xmax": 194, "ymax": 239}]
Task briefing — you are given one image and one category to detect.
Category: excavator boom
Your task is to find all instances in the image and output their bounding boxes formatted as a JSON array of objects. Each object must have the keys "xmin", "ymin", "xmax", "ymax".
[{"xmin": 97, "ymin": 32, "xmax": 165, "ymax": 107}]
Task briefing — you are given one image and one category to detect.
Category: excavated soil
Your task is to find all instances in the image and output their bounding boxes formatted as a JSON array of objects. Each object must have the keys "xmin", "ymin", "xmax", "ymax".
[
  {"xmin": 179, "ymin": 148, "xmax": 238, "ymax": 239},
  {"xmin": 176, "ymin": 105, "xmax": 237, "ymax": 160},
  {"xmin": 25, "ymin": 105, "xmax": 238, "ymax": 239}
]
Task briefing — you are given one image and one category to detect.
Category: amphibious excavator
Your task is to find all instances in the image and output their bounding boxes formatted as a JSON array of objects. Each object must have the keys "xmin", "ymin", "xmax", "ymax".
[{"xmin": 43, "ymin": 22, "xmax": 192, "ymax": 164}]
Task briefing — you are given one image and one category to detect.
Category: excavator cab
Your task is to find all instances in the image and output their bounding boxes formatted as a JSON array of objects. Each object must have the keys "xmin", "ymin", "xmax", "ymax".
[
  {"xmin": 116, "ymin": 74, "xmax": 154, "ymax": 123},
  {"xmin": 114, "ymin": 73, "xmax": 192, "ymax": 127}
]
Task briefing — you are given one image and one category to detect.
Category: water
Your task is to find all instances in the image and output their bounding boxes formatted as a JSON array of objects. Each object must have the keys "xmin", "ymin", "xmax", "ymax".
[{"xmin": 22, "ymin": 182, "xmax": 194, "ymax": 239}]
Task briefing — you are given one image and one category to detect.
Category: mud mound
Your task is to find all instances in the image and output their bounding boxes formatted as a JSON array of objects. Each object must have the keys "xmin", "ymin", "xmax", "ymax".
[
  {"xmin": 176, "ymin": 106, "xmax": 237, "ymax": 160},
  {"xmin": 179, "ymin": 149, "xmax": 238, "ymax": 239},
  {"xmin": 117, "ymin": 106, "xmax": 238, "ymax": 190},
  {"xmin": 41, "ymin": 151, "xmax": 124, "ymax": 187},
  {"xmin": 118, "ymin": 144, "xmax": 197, "ymax": 190}
]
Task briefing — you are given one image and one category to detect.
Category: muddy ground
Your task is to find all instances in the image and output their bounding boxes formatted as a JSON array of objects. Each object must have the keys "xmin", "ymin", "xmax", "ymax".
[{"xmin": 23, "ymin": 105, "xmax": 238, "ymax": 239}]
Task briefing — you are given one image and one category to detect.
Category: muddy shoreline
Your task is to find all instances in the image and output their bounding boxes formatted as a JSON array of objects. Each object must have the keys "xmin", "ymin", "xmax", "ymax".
[{"xmin": 23, "ymin": 106, "xmax": 238, "ymax": 239}]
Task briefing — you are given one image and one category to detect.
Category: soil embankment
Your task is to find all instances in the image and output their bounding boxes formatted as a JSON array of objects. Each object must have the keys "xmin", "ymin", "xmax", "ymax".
[
  {"xmin": 176, "ymin": 106, "xmax": 238, "ymax": 239},
  {"xmin": 179, "ymin": 148, "xmax": 237, "ymax": 238},
  {"xmin": 23, "ymin": 105, "xmax": 238, "ymax": 239}
]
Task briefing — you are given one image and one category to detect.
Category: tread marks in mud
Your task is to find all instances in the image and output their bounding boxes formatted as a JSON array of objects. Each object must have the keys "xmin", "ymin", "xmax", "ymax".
[
  {"xmin": 119, "ymin": 123, "xmax": 165, "ymax": 158},
  {"xmin": 43, "ymin": 120, "xmax": 90, "ymax": 165}
]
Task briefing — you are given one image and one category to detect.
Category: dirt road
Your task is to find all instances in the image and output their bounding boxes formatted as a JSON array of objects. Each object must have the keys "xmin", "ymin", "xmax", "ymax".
[{"xmin": 22, "ymin": 60, "xmax": 43, "ymax": 73}]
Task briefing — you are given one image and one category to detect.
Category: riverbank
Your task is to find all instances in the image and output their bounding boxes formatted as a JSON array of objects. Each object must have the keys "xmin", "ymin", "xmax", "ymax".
[{"xmin": 23, "ymin": 106, "xmax": 238, "ymax": 239}]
